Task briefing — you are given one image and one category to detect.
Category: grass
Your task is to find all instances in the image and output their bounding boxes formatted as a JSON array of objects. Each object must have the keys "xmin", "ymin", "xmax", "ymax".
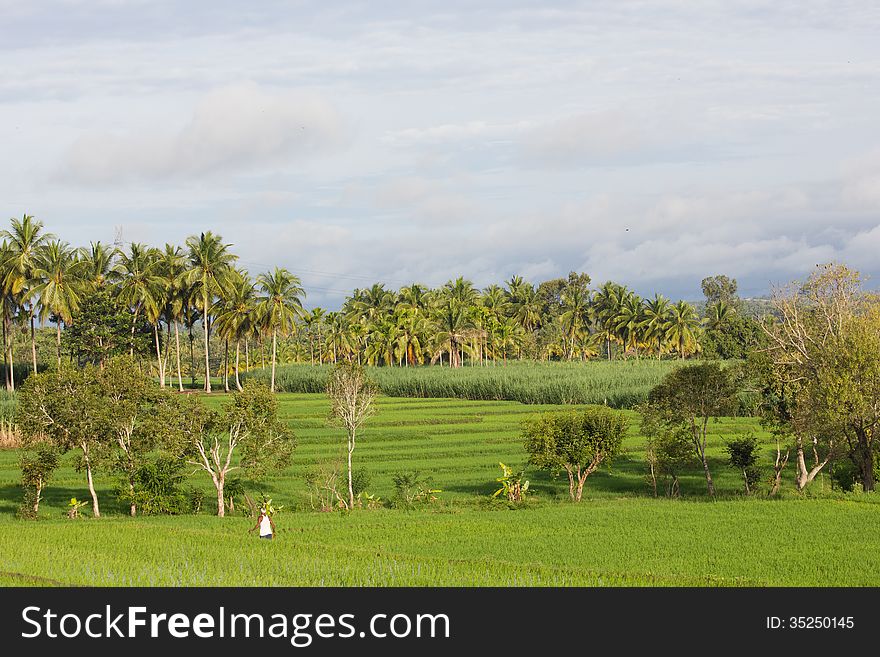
[
  {"xmin": 245, "ymin": 360, "xmax": 687, "ymax": 407},
  {"xmin": 0, "ymin": 393, "xmax": 877, "ymax": 586}
]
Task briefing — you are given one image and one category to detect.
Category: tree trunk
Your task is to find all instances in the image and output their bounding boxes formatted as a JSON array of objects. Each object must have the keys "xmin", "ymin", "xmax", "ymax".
[
  {"xmin": 347, "ymin": 432, "xmax": 355, "ymax": 510},
  {"xmin": 270, "ymin": 328, "xmax": 277, "ymax": 392},
  {"xmin": 203, "ymin": 295, "xmax": 211, "ymax": 392},
  {"xmin": 188, "ymin": 321, "xmax": 195, "ymax": 389},
  {"xmin": 234, "ymin": 341, "xmax": 242, "ymax": 391},
  {"xmin": 2, "ymin": 310, "xmax": 9, "ymax": 392},
  {"xmin": 129, "ymin": 479, "xmax": 136, "ymax": 517},
  {"xmin": 56, "ymin": 321, "xmax": 62, "ymax": 369},
  {"xmin": 855, "ymin": 429, "xmax": 875, "ymax": 492},
  {"xmin": 83, "ymin": 447, "xmax": 100, "ymax": 518},
  {"xmin": 30, "ymin": 311, "xmax": 37, "ymax": 373},
  {"xmin": 794, "ymin": 436, "xmax": 830, "ymax": 490},
  {"xmin": 223, "ymin": 338, "xmax": 229, "ymax": 393},
  {"xmin": 215, "ymin": 475, "xmax": 225, "ymax": 517},
  {"xmin": 245, "ymin": 339, "xmax": 249, "ymax": 372},
  {"xmin": 174, "ymin": 321, "xmax": 184, "ymax": 392},
  {"xmin": 701, "ymin": 455, "xmax": 715, "ymax": 496},
  {"xmin": 154, "ymin": 324, "xmax": 165, "ymax": 387}
]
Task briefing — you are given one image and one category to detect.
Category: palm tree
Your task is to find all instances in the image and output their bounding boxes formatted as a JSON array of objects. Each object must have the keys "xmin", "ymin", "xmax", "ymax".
[
  {"xmin": 256, "ymin": 267, "xmax": 305, "ymax": 392},
  {"xmin": 185, "ymin": 232, "xmax": 237, "ymax": 392},
  {"xmin": 157, "ymin": 244, "xmax": 189, "ymax": 390},
  {"xmin": 79, "ymin": 241, "xmax": 116, "ymax": 290},
  {"xmin": 1, "ymin": 214, "xmax": 54, "ymax": 373},
  {"xmin": 705, "ymin": 300, "xmax": 731, "ymax": 331},
  {"xmin": 430, "ymin": 296, "xmax": 472, "ymax": 367},
  {"xmin": 215, "ymin": 269, "xmax": 257, "ymax": 391},
  {"xmin": 0, "ymin": 241, "xmax": 19, "ymax": 390},
  {"xmin": 642, "ymin": 293, "xmax": 672, "ymax": 359},
  {"xmin": 666, "ymin": 301, "xmax": 702, "ymax": 359},
  {"xmin": 507, "ymin": 280, "xmax": 542, "ymax": 332},
  {"xmin": 394, "ymin": 306, "xmax": 428, "ymax": 366},
  {"xmin": 613, "ymin": 293, "xmax": 645, "ymax": 358},
  {"xmin": 591, "ymin": 281, "xmax": 628, "ymax": 360},
  {"xmin": 114, "ymin": 243, "xmax": 163, "ymax": 366},
  {"xmin": 559, "ymin": 286, "xmax": 590, "ymax": 360},
  {"xmin": 32, "ymin": 240, "xmax": 85, "ymax": 368}
]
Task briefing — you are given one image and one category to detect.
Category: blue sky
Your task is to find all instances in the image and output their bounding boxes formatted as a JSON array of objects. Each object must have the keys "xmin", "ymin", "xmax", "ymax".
[{"xmin": 2, "ymin": 1, "xmax": 879, "ymax": 308}]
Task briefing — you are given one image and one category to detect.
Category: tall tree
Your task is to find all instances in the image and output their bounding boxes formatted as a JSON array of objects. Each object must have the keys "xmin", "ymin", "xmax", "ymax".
[
  {"xmin": 185, "ymin": 232, "xmax": 237, "ymax": 393},
  {"xmin": 1, "ymin": 214, "xmax": 54, "ymax": 373},
  {"xmin": 256, "ymin": 267, "xmax": 305, "ymax": 392},
  {"xmin": 32, "ymin": 240, "xmax": 85, "ymax": 368}
]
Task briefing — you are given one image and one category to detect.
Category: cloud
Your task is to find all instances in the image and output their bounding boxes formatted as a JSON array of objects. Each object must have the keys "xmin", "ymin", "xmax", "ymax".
[{"xmin": 54, "ymin": 83, "xmax": 350, "ymax": 184}]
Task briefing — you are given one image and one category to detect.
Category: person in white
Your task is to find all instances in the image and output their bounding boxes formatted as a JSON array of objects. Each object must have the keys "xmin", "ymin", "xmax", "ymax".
[{"xmin": 249, "ymin": 508, "xmax": 276, "ymax": 540}]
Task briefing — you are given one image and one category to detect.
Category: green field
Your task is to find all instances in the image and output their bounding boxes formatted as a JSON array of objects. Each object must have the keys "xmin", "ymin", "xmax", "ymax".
[
  {"xmin": 1, "ymin": 393, "xmax": 878, "ymax": 586},
  {"xmin": 246, "ymin": 360, "xmax": 687, "ymax": 407}
]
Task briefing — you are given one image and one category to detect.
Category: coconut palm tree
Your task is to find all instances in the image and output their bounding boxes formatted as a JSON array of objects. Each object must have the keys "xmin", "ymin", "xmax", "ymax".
[
  {"xmin": 0, "ymin": 241, "xmax": 19, "ymax": 390},
  {"xmin": 613, "ymin": 293, "xmax": 645, "ymax": 358},
  {"xmin": 591, "ymin": 281, "xmax": 628, "ymax": 360},
  {"xmin": 642, "ymin": 293, "xmax": 672, "ymax": 359},
  {"xmin": 185, "ymin": 232, "xmax": 237, "ymax": 392},
  {"xmin": 507, "ymin": 280, "xmax": 542, "ymax": 332},
  {"xmin": 666, "ymin": 300, "xmax": 702, "ymax": 359},
  {"xmin": 215, "ymin": 269, "xmax": 257, "ymax": 391},
  {"xmin": 430, "ymin": 295, "xmax": 472, "ymax": 367},
  {"xmin": 705, "ymin": 300, "xmax": 732, "ymax": 331},
  {"xmin": 559, "ymin": 285, "xmax": 590, "ymax": 360},
  {"xmin": 156, "ymin": 244, "xmax": 188, "ymax": 390},
  {"xmin": 114, "ymin": 243, "xmax": 163, "ymax": 363},
  {"xmin": 79, "ymin": 241, "xmax": 116, "ymax": 291},
  {"xmin": 1, "ymin": 214, "xmax": 54, "ymax": 373},
  {"xmin": 256, "ymin": 267, "xmax": 305, "ymax": 392},
  {"xmin": 32, "ymin": 240, "xmax": 86, "ymax": 368}
]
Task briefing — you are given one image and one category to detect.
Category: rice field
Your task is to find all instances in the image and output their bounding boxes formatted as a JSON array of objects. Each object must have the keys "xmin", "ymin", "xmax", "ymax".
[
  {"xmin": 245, "ymin": 360, "xmax": 686, "ymax": 407},
  {"xmin": 0, "ymin": 393, "xmax": 877, "ymax": 586}
]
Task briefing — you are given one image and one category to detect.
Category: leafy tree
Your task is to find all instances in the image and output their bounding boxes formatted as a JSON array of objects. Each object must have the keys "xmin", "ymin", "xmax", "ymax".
[
  {"xmin": 725, "ymin": 435, "xmax": 761, "ymax": 494},
  {"xmin": 761, "ymin": 264, "xmax": 863, "ymax": 490},
  {"xmin": 16, "ymin": 365, "xmax": 106, "ymax": 516},
  {"xmin": 523, "ymin": 406, "xmax": 627, "ymax": 501},
  {"xmin": 327, "ymin": 362, "xmax": 378, "ymax": 509},
  {"xmin": 18, "ymin": 446, "xmax": 59, "ymax": 518},
  {"xmin": 96, "ymin": 356, "xmax": 172, "ymax": 516},
  {"xmin": 644, "ymin": 426, "xmax": 693, "ymax": 497},
  {"xmin": 63, "ymin": 288, "xmax": 151, "ymax": 367},
  {"xmin": 644, "ymin": 363, "xmax": 739, "ymax": 495},
  {"xmin": 166, "ymin": 380, "xmax": 294, "ymax": 516},
  {"xmin": 701, "ymin": 274, "xmax": 739, "ymax": 308}
]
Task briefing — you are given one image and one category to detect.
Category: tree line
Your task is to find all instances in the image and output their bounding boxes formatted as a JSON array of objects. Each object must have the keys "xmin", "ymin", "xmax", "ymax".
[{"xmin": 0, "ymin": 214, "xmax": 765, "ymax": 393}]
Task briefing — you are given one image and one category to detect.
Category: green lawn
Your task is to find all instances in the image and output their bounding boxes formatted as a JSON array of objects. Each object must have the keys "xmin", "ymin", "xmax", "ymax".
[{"xmin": 0, "ymin": 393, "xmax": 877, "ymax": 586}]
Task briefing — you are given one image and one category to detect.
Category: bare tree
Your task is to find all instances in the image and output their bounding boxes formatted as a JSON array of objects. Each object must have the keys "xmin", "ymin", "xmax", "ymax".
[{"xmin": 327, "ymin": 362, "xmax": 378, "ymax": 510}]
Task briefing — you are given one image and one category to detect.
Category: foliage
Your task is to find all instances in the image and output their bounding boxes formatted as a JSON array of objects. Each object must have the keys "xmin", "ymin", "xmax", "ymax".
[
  {"xmin": 644, "ymin": 424, "xmax": 694, "ymax": 498},
  {"xmin": 18, "ymin": 445, "xmax": 59, "ymax": 518},
  {"xmin": 255, "ymin": 360, "xmax": 684, "ymax": 407},
  {"xmin": 391, "ymin": 470, "xmax": 441, "ymax": 509},
  {"xmin": 62, "ymin": 289, "xmax": 151, "ymax": 367},
  {"xmin": 492, "ymin": 462, "xmax": 529, "ymax": 503},
  {"xmin": 523, "ymin": 406, "xmax": 627, "ymax": 501},
  {"xmin": 66, "ymin": 497, "xmax": 87, "ymax": 519},
  {"xmin": 644, "ymin": 363, "xmax": 739, "ymax": 496},
  {"xmin": 114, "ymin": 456, "xmax": 192, "ymax": 515},
  {"xmin": 724, "ymin": 434, "xmax": 761, "ymax": 494}
]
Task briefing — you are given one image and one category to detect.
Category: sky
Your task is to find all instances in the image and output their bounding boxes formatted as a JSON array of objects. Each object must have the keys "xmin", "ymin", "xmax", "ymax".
[{"xmin": 1, "ymin": 1, "xmax": 879, "ymax": 308}]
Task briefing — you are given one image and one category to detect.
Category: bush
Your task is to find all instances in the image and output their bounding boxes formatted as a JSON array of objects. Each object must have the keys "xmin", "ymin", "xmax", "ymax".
[
  {"xmin": 391, "ymin": 470, "xmax": 441, "ymax": 509},
  {"xmin": 115, "ymin": 457, "xmax": 192, "ymax": 515}
]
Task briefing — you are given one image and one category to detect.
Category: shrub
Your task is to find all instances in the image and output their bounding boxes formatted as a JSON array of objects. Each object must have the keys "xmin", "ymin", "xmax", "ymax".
[
  {"xmin": 492, "ymin": 462, "xmax": 529, "ymax": 503},
  {"xmin": 115, "ymin": 457, "xmax": 192, "ymax": 515},
  {"xmin": 392, "ymin": 470, "xmax": 441, "ymax": 509}
]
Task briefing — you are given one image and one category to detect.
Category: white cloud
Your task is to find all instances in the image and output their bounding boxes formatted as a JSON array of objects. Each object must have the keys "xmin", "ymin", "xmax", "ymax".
[{"xmin": 54, "ymin": 83, "xmax": 350, "ymax": 184}]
